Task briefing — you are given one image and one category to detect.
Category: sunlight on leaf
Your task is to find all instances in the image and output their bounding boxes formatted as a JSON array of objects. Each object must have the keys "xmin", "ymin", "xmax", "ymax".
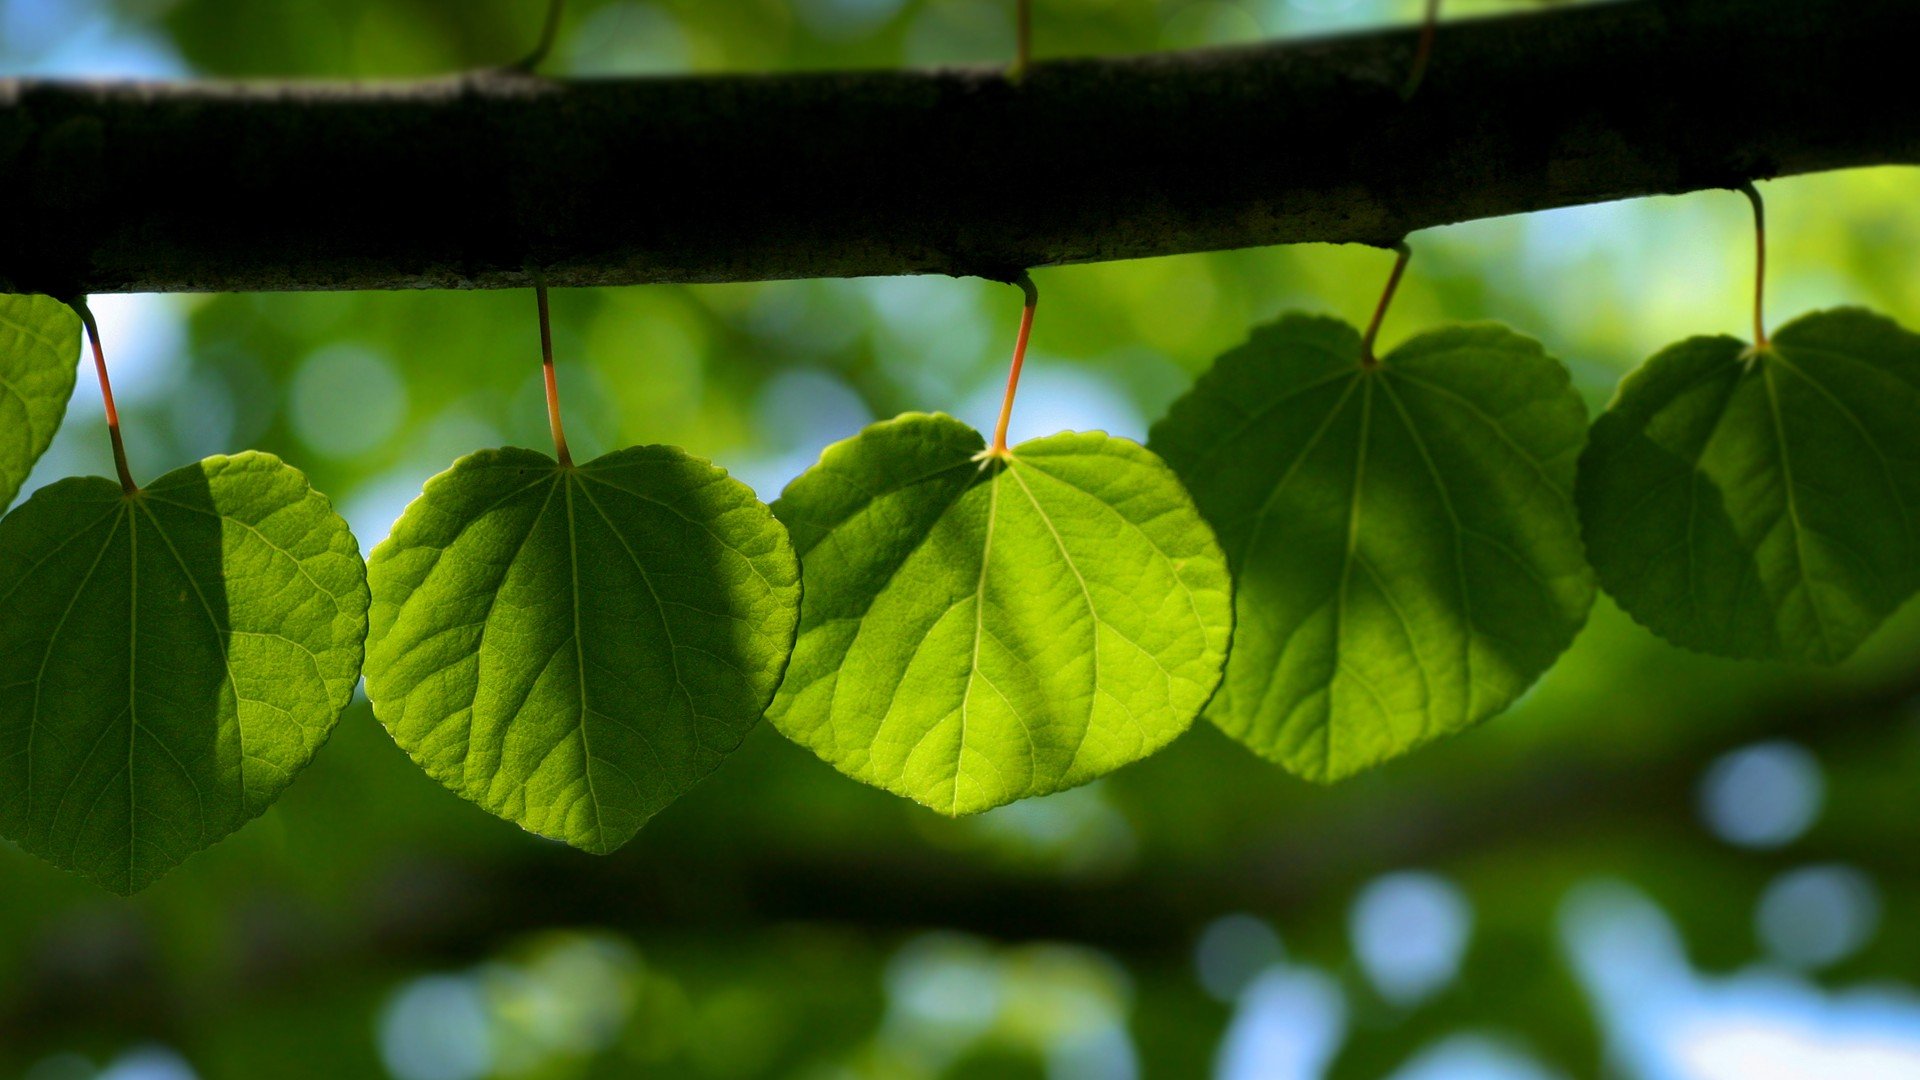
[
  {"xmin": 0, "ymin": 452, "xmax": 368, "ymax": 893},
  {"xmin": 364, "ymin": 446, "xmax": 800, "ymax": 854},
  {"xmin": 1152, "ymin": 315, "xmax": 1594, "ymax": 783},
  {"xmin": 0, "ymin": 294, "xmax": 81, "ymax": 512},
  {"xmin": 769, "ymin": 413, "xmax": 1232, "ymax": 816},
  {"xmin": 1579, "ymin": 308, "xmax": 1920, "ymax": 664}
]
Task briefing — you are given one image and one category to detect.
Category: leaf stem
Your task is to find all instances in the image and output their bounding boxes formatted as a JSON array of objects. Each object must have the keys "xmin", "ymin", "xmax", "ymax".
[
  {"xmin": 1738, "ymin": 181, "xmax": 1768, "ymax": 348},
  {"xmin": 1360, "ymin": 242, "xmax": 1413, "ymax": 369},
  {"xmin": 1012, "ymin": 0, "xmax": 1032, "ymax": 81},
  {"xmin": 533, "ymin": 271, "xmax": 574, "ymax": 467},
  {"xmin": 71, "ymin": 299, "xmax": 138, "ymax": 494},
  {"xmin": 1402, "ymin": 0, "xmax": 1441, "ymax": 99},
  {"xmin": 514, "ymin": 0, "xmax": 567, "ymax": 73},
  {"xmin": 990, "ymin": 273, "xmax": 1040, "ymax": 457}
]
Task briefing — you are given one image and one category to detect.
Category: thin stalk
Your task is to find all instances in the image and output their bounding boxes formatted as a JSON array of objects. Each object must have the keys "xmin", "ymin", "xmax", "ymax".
[
  {"xmin": 72, "ymin": 299, "xmax": 138, "ymax": 493},
  {"xmin": 1361, "ymin": 242, "xmax": 1413, "ymax": 368},
  {"xmin": 1403, "ymin": 0, "xmax": 1440, "ymax": 99},
  {"xmin": 515, "ymin": 0, "xmax": 567, "ymax": 73},
  {"xmin": 1012, "ymin": 0, "xmax": 1032, "ymax": 81},
  {"xmin": 990, "ymin": 273, "xmax": 1040, "ymax": 456},
  {"xmin": 1738, "ymin": 181, "xmax": 1769, "ymax": 348},
  {"xmin": 533, "ymin": 272, "xmax": 574, "ymax": 467}
]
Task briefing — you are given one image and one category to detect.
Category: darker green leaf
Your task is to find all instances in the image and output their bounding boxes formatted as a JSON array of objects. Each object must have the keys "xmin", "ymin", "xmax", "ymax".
[
  {"xmin": 1578, "ymin": 308, "xmax": 1920, "ymax": 664},
  {"xmin": 0, "ymin": 295, "xmax": 82, "ymax": 512},
  {"xmin": 1151, "ymin": 315, "xmax": 1594, "ymax": 782},
  {"xmin": 769, "ymin": 413, "xmax": 1233, "ymax": 815},
  {"xmin": 0, "ymin": 453, "xmax": 369, "ymax": 893},
  {"xmin": 363, "ymin": 446, "xmax": 801, "ymax": 853}
]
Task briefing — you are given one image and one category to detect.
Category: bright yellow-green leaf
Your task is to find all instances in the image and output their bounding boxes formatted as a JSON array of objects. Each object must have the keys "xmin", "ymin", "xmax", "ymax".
[
  {"xmin": 0, "ymin": 453, "xmax": 369, "ymax": 893},
  {"xmin": 1579, "ymin": 308, "xmax": 1920, "ymax": 664},
  {"xmin": 364, "ymin": 446, "xmax": 800, "ymax": 854},
  {"xmin": 0, "ymin": 294, "xmax": 81, "ymax": 512},
  {"xmin": 769, "ymin": 414, "xmax": 1232, "ymax": 816},
  {"xmin": 1152, "ymin": 315, "xmax": 1594, "ymax": 783}
]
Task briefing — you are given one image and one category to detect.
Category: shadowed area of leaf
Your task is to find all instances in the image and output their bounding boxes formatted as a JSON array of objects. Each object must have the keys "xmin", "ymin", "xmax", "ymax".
[
  {"xmin": 1580, "ymin": 308, "xmax": 1920, "ymax": 664},
  {"xmin": 1153, "ymin": 314, "xmax": 1594, "ymax": 783},
  {"xmin": 0, "ymin": 453, "xmax": 367, "ymax": 893},
  {"xmin": 364, "ymin": 445, "xmax": 800, "ymax": 854}
]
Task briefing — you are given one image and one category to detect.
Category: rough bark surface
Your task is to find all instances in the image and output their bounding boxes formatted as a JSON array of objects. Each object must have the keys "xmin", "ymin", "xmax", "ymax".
[{"xmin": 0, "ymin": 0, "xmax": 1913, "ymax": 294}]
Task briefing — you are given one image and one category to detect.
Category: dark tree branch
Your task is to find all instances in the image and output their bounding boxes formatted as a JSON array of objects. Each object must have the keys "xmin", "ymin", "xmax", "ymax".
[{"xmin": 0, "ymin": 0, "xmax": 1913, "ymax": 295}]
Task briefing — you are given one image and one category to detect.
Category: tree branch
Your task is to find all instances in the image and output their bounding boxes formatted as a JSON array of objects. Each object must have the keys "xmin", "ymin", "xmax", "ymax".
[{"xmin": 0, "ymin": 0, "xmax": 1913, "ymax": 295}]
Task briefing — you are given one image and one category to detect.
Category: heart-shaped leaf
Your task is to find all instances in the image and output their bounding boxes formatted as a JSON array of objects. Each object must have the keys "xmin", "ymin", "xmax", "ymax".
[
  {"xmin": 0, "ymin": 294, "xmax": 82, "ymax": 512},
  {"xmin": 1151, "ymin": 315, "xmax": 1594, "ymax": 783},
  {"xmin": 0, "ymin": 453, "xmax": 369, "ymax": 893},
  {"xmin": 769, "ymin": 414, "xmax": 1232, "ymax": 815},
  {"xmin": 1578, "ymin": 308, "xmax": 1920, "ymax": 664},
  {"xmin": 364, "ymin": 446, "xmax": 800, "ymax": 853}
]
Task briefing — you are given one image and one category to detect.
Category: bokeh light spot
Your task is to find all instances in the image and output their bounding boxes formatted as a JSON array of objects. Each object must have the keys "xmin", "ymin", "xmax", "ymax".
[
  {"xmin": 794, "ymin": 0, "xmax": 906, "ymax": 41},
  {"xmin": 1216, "ymin": 965, "xmax": 1346, "ymax": 1080},
  {"xmin": 377, "ymin": 975, "xmax": 493, "ymax": 1080},
  {"xmin": 1698, "ymin": 741, "xmax": 1825, "ymax": 849},
  {"xmin": 1193, "ymin": 914, "xmax": 1285, "ymax": 1003},
  {"xmin": 98, "ymin": 1045, "xmax": 197, "ymax": 1080},
  {"xmin": 1350, "ymin": 871, "xmax": 1473, "ymax": 1007},
  {"xmin": 1388, "ymin": 1033, "xmax": 1567, "ymax": 1080},
  {"xmin": 1756, "ymin": 864, "xmax": 1881, "ymax": 970},
  {"xmin": 290, "ymin": 344, "xmax": 407, "ymax": 460}
]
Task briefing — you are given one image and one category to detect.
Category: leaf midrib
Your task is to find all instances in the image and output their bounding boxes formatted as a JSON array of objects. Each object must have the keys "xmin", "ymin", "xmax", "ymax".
[
  {"xmin": 953, "ymin": 470, "xmax": 1001, "ymax": 813},
  {"xmin": 134, "ymin": 499, "xmax": 229, "ymax": 838},
  {"xmin": 1760, "ymin": 358, "xmax": 1834, "ymax": 659},
  {"xmin": 560, "ymin": 476, "xmax": 607, "ymax": 849},
  {"xmin": 1326, "ymin": 376, "xmax": 1374, "ymax": 776}
]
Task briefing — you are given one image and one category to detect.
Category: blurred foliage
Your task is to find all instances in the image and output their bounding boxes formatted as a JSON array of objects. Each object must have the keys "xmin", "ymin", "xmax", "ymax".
[{"xmin": 5, "ymin": 0, "xmax": 1920, "ymax": 1078}]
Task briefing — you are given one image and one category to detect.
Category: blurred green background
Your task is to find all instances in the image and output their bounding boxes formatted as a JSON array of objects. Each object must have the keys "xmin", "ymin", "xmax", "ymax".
[{"xmin": 6, "ymin": 1, "xmax": 1920, "ymax": 1077}]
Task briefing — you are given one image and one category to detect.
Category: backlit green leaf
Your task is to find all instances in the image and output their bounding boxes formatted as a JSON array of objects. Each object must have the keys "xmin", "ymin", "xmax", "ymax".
[
  {"xmin": 769, "ymin": 414, "xmax": 1232, "ymax": 816},
  {"xmin": 1578, "ymin": 308, "xmax": 1920, "ymax": 664},
  {"xmin": 0, "ymin": 453, "xmax": 369, "ymax": 893},
  {"xmin": 1151, "ymin": 315, "xmax": 1594, "ymax": 783},
  {"xmin": 0, "ymin": 295, "xmax": 82, "ymax": 512},
  {"xmin": 364, "ymin": 446, "xmax": 800, "ymax": 853}
]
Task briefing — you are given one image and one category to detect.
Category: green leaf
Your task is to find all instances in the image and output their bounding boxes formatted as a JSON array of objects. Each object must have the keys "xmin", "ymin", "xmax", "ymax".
[
  {"xmin": 0, "ymin": 453, "xmax": 369, "ymax": 893},
  {"xmin": 1578, "ymin": 308, "xmax": 1920, "ymax": 664},
  {"xmin": 1150, "ymin": 315, "xmax": 1595, "ymax": 783},
  {"xmin": 363, "ymin": 446, "xmax": 800, "ymax": 853},
  {"xmin": 0, "ymin": 295, "xmax": 82, "ymax": 513},
  {"xmin": 768, "ymin": 414, "xmax": 1232, "ymax": 816}
]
